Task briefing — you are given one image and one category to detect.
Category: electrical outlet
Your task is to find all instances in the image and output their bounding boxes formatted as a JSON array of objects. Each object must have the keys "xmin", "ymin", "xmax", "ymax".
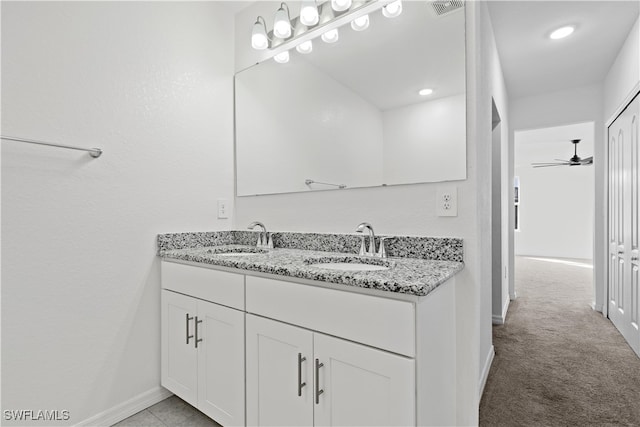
[
  {"xmin": 437, "ymin": 186, "xmax": 458, "ymax": 217},
  {"xmin": 217, "ymin": 199, "xmax": 229, "ymax": 219}
]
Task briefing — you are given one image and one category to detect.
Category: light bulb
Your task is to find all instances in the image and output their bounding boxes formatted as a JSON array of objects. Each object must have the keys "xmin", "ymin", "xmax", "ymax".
[
  {"xmin": 251, "ymin": 18, "xmax": 269, "ymax": 50},
  {"xmin": 418, "ymin": 88, "xmax": 433, "ymax": 96},
  {"xmin": 274, "ymin": 50, "xmax": 290, "ymax": 64},
  {"xmin": 273, "ymin": 4, "xmax": 292, "ymax": 39},
  {"xmin": 321, "ymin": 28, "xmax": 339, "ymax": 43},
  {"xmin": 296, "ymin": 40, "xmax": 313, "ymax": 54},
  {"xmin": 351, "ymin": 14, "xmax": 369, "ymax": 31},
  {"xmin": 331, "ymin": 0, "xmax": 352, "ymax": 12},
  {"xmin": 382, "ymin": 0, "xmax": 402, "ymax": 18},
  {"xmin": 300, "ymin": 0, "xmax": 319, "ymax": 26},
  {"xmin": 549, "ymin": 26, "xmax": 574, "ymax": 40}
]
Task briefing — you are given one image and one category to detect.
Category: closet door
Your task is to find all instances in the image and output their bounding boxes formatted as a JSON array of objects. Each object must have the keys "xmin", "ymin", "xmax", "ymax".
[{"xmin": 608, "ymin": 93, "xmax": 640, "ymax": 357}]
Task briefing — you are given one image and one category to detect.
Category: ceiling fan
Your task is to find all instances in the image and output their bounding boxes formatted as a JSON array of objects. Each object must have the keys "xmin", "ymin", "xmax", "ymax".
[{"xmin": 531, "ymin": 139, "xmax": 593, "ymax": 168}]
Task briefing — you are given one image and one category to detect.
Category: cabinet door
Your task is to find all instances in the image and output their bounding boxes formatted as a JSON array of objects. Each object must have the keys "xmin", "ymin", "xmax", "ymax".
[
  {"xmin": 161, "ymin": 290, "xmax": 198, "ymax": 406},
  {"xmin": 246, "ymin": 315, "xmax": 313, "ymax": 427},
  {"xmin": 197, "ymin": 300, "xmax": 246, "ymax": 426},
  {"xmin": 314, "ymin": 333, "xmax": 415, "ymax": 427}
]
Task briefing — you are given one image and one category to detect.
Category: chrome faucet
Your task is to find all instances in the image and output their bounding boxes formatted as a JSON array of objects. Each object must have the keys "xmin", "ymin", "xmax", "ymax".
[
  {"xmin": 355, "ymin": 222, "xmax": 376, "ymax": 256},
  {"xmin": 247, "ymin": 221, "xmax": 273, "ymax": 249},
  {"xmin": 355, "ymin": 222, "xmax": 389, "ymax": 258}
]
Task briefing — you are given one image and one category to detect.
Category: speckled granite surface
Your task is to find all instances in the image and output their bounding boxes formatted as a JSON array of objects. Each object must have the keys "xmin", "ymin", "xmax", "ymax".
[
  {"xmin": 159, "ymin": 243, "xmax": 464, "ymax": 297},
  {"xmin": 158, "ymin": 230, "xmax": 463, "ymax": 262}
]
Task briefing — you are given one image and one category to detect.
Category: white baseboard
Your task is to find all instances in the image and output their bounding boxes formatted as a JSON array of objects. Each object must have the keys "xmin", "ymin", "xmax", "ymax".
[
  {"xmin": 74, "ymin": 386, "xmax": 173, "ymax": 427},
  {"xmin": 478, "ymin": 345, "xmax": 495, "ymax": 397},
  {"xmin": 591, "ymin": 302, "xmax": 604, "ymax": 313},
  {"xmin": 492, "ymin": 297, "xmax": 510, "ymax": 324}
]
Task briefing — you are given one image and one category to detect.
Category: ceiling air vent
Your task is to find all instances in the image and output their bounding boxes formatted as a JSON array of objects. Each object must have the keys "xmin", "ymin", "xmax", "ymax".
[{"xmin": 429, "ymin": 0, "xmax": 464, "ymax": 17}]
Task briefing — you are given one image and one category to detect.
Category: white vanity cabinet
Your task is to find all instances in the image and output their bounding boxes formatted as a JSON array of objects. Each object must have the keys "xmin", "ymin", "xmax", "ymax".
[
  {"xmin": 246, "ymin": 314, "xmax": 415, "ymax": 427},
  {"xmin": 161, "ymin": 262, "xmax": 245, "ymax": 427},
  {"xmin": 161, "ymin": 260, "xmax": 457, "ymax": 427}
]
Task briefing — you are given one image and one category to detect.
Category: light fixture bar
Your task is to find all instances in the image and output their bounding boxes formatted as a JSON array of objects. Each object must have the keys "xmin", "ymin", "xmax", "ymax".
[{"xmin": 268, "ymin": 0, "xmax": 395, "ymax": 57}]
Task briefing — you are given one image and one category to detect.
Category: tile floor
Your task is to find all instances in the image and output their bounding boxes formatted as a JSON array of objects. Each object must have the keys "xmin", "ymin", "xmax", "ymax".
[{"xmin": 113, "ymin": 395, "xmax": 222, "ymax": 427}]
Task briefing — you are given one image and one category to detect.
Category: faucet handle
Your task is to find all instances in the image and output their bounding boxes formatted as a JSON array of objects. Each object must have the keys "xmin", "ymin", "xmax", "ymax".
[
  {"xmin": 255, "ymin": 233, "xmax": 264, "ymax": 248},
  {"xmin": 368, "ymin": 238, "xmax": 377, "ymax": 257},
  {"xmin": 358, "ymin": 235, "xmax": 367, "ymax": 256},
  {"xmin": 267, "ymin": 233, "xmax": 274, "ymax": 249},
  {"xmin": 377, "ymin": 237, "xmax": 390, "ymax": 258}
]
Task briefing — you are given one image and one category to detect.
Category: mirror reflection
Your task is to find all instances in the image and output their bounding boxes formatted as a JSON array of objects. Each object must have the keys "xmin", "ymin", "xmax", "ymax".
[{"xmin": 235, "ymin": 1, "xmax": 466, "ymax": 196}]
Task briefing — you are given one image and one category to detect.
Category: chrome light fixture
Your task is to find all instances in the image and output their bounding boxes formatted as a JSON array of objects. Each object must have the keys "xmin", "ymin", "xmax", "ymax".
[
  {"xmin": 382, "ymin": 0, "xmax": 402, "ymax": 18},
  {"xmin": 321, "ymin": 28, "xmax": 340, "ymax": 43},
  {"xmin": 251, "ymin": 16, "xmax": 269, "ymax": 50},
  {"xmin": 299, "ymin": 0, "xmax": 319, "ymax": 26},
  {"xmin": 273, "ymin": 3, "xmax": 292, "ymax": 39},
  {"xmin": 296, "ymin": 40, "xmax": 313, "ymax": 54},
  {"xmin": 351, "ymin": 14, "xmax": 370, "ymax": 31},
  {"xmin": 251, "ymin": 0, "xmax": 399, "ymax": 63},
  {"xmin": 274, "ymin": 50, "xmax": 290, "ymax": 63},
  {"xmin": 332, "ymin": 0, "xmax": 352, "ymax": 12}
]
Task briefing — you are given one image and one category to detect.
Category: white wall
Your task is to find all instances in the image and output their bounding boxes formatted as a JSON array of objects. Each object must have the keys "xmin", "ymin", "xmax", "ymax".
[
  {"xmin": 510, "ymin": 83, "xmax": 603, "ymax": 307},
  {"xmin": 477, "ymin": 1, "xmax": 511, "ymax": 392},
  {"xmin": 1, "ymin": 2, "xmax": 236, "ymax": 425},
  {"xmin": 514, "ymin": 123, "xmax": 595, "ymax": 260},
  {"xmin": 382, "ymin": 94, "xmax": 467, "ymax": 185},
  {"xmin": 604, "ymin": 16, "xmax": 640, "ymax": 120},
  {"xmin": 234, "ymin": 2, "xmax": 508, "ymax": 423}
]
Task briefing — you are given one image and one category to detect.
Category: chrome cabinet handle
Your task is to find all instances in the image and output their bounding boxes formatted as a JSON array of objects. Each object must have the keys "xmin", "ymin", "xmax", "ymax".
[
  {"xmin": 195, "ymin": 316, "xmax": 203, "ymax": 348},
  {"xmin": 315, "ymin": 358, "xmax": 324, "ymax": 404},
  {"xmin": 186, "ymin": 314, "xmax": 194, "ymax": 345},
  {"xmin": 298, "ymin": 353, "xmax": 307, "ymax": 397}
]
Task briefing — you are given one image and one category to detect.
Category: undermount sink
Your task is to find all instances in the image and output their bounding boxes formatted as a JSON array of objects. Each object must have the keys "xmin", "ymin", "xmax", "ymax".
[
  {"xmin": 304, "ymin": 256, "xmax": 393, "ymax": 272},
  {"xmin": 205, "ymin": 246, "xmax": 268, "ymax": 256}
]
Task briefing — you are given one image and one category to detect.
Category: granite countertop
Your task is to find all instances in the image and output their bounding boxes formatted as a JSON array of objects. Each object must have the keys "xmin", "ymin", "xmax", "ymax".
[{"xmin": 160, "ymin": 244, "xmax": 464, "ymax": 297}]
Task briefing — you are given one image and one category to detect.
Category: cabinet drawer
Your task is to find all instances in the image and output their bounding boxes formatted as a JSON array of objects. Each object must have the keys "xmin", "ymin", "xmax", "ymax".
[
  {"xmin": 162, "ymin": 261, "xmax": 244, "ymax": 310},
  {"xmin": 246, "ymin": 276, "xmax": 415, "ymax": 357}
]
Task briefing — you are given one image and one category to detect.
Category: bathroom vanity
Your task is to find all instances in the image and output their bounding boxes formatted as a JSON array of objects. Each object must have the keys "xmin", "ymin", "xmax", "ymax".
[{"xmin": 158, "ymin": 231, "xmax": 463, "ymax": 426}]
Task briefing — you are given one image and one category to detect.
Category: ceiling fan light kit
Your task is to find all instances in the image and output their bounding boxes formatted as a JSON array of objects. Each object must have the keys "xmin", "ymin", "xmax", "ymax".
[{"xmin": 531, "ymin": 139, "xmax": 593, "ymax": 168}]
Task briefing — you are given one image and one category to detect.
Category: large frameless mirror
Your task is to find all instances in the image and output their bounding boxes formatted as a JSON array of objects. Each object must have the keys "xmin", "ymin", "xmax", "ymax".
[{"xmin": 235, "ymin": 1, "xmax": 466, "ymax": 196}]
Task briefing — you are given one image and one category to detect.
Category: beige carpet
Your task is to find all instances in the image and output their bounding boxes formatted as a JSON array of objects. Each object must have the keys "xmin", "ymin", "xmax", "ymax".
[{"xmin": 480, "ymin": 257, "xmax": 640, "ymax": 426}]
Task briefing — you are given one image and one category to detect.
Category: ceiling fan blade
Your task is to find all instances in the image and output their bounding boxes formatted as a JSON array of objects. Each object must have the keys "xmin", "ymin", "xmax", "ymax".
[
  {"xmin": 532, "ymin": 164, "xmax": 568, "ymax": 168},
  {"xmin": 531, "ymin": 161, "xmax": 570, "ymax": 165},
  {"xmin": 580, "ymin": 156, "xmax": 593, "ymax": 164}
]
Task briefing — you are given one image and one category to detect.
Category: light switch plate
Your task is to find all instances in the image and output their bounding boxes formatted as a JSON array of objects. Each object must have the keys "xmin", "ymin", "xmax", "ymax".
[
  {"xmin": 217, "ymin": 199, "xmax": 229, "ymax": 219},
  {"xmin": 437, "ymin": 186, "xmax": 458, "ymax": 217}
]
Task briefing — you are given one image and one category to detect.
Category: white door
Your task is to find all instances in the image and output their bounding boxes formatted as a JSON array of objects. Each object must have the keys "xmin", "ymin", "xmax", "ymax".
[
  {"xmin": 313, "ymin": 333, "xmax": 415, "ymax": 427},
  {"xmin": 608, "ymin": 93, "xmax": 640, "ymax": 357},
  {"xmin": 197, "ymin": 300, "xmax": 245, "ymax": 426},
  {"xmin": 161, "ymin": 290, "xmax": 198, "ymax": 406},
  {"xmin": 246, "ymin": 315, "xmax": 314, "ymax": 427}
]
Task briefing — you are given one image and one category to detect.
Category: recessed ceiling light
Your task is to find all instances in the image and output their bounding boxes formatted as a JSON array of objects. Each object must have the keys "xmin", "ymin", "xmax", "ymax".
[
  {"xmin": 549, "ymin": 26, "xmax": 574, "ymax": 40},
  {"xmin": 419, "ymin": 88, "xmax": 433, "ymax": 96}
]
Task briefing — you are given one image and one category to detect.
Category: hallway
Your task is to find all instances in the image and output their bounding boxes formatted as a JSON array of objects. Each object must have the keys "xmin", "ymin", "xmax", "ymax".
[{"xmin": 480, "ymin": 257, "xmax": 640, "ymax": 426}]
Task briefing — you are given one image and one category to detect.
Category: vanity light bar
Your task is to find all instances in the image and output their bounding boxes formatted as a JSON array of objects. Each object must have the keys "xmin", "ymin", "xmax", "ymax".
[{"xmin": 252, "ymin": 0, "xmax": 398, "ymax": 61}]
